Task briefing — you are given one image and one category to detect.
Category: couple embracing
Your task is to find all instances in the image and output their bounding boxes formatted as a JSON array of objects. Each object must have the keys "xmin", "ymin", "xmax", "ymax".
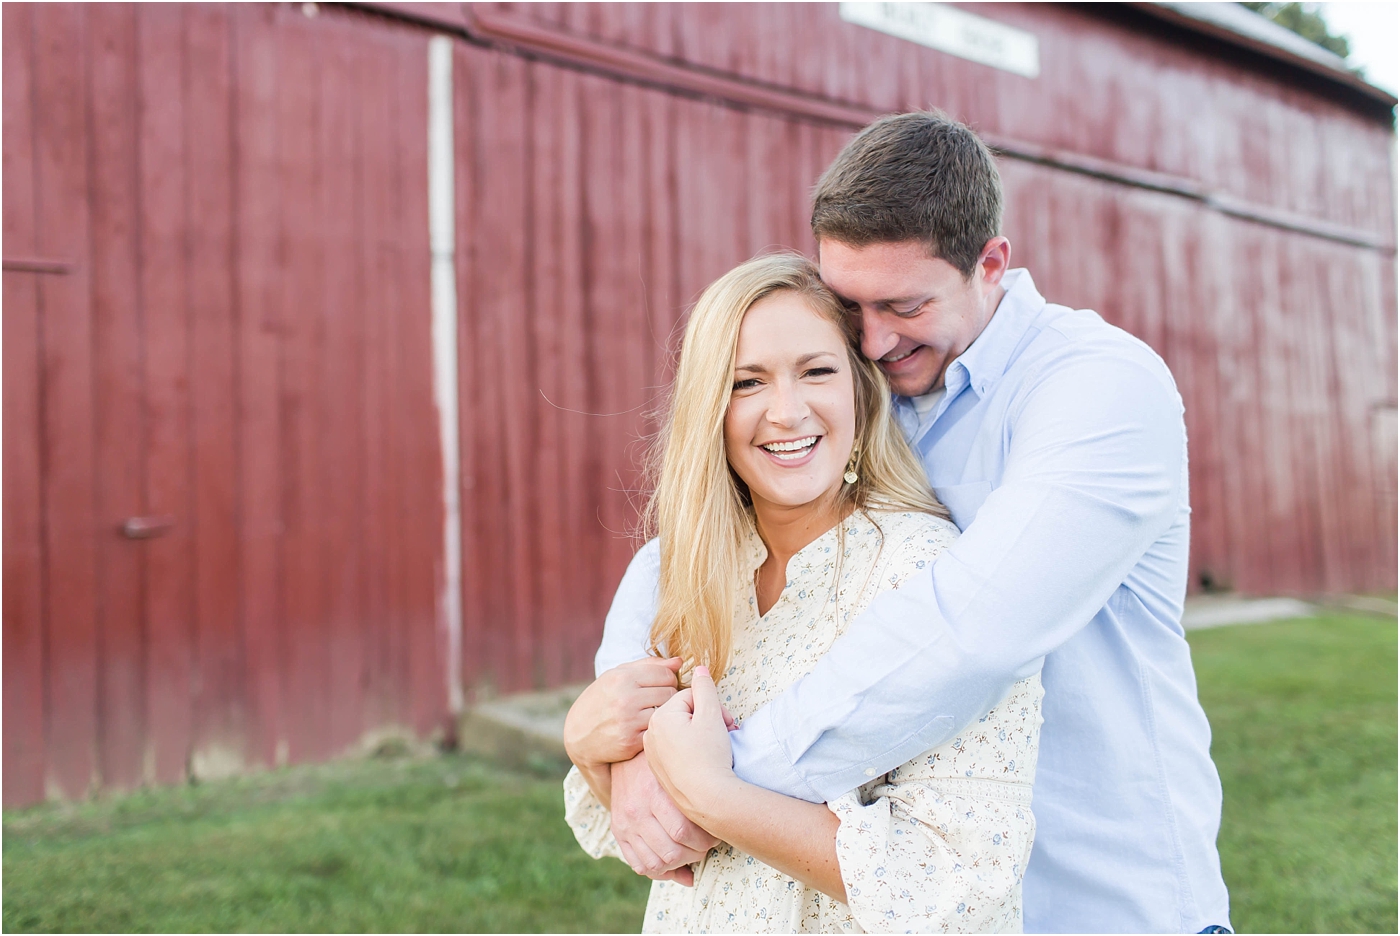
[{"xmin": 562, "ymin": 112, "xmax": 1231, "ymax": 934}]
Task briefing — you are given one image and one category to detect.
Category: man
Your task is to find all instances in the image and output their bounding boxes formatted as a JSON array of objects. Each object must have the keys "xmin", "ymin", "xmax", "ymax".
[{"xmin": 567, "ymin": 112, "xmax": 1231, "ymax": 933}]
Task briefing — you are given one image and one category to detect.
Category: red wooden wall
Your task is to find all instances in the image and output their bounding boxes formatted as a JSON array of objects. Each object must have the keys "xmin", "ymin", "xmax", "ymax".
[
  {"xmin": 451, "ymin": 42, "xmax": 852, "ymax": 695},
  {"xmin": 4, "ymin": 1, "xmax": 1395, "ymax": 805},
  {"xmin": 4, "ymin": 3, "xmax": 444, "ymax": 806},
  {"xmin": 447, "ymin": 2, "xmax": 1396, "ymax": 696}
]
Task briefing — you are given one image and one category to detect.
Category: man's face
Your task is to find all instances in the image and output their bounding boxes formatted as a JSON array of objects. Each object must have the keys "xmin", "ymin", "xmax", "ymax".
[{"xmin": 817, "ymin": 238, "xmax": 1008, "ymax": 397}]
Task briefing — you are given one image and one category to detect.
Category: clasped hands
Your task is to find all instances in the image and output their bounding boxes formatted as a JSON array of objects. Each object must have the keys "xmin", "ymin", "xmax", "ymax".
[{"xmin": 563, "ymin": 658, "xmax": 738, "ymax": 886}]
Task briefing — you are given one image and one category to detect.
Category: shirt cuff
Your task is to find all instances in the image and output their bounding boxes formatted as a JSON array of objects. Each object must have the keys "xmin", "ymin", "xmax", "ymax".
[{"xmin": 729, "ymin": 704, "xmax": 825, "ymax": 804}]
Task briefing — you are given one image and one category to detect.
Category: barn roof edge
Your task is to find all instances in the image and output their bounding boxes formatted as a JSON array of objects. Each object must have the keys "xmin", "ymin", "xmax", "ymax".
[{"xmin": 1123, "ymin": 2, "xmax": 1397, "ymax": 111}]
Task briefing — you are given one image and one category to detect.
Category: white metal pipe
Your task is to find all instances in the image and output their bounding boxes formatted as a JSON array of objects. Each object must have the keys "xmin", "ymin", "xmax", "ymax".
[{"xmin": 428, "ymin": 34, "xmax": 463, "ymax": 717}]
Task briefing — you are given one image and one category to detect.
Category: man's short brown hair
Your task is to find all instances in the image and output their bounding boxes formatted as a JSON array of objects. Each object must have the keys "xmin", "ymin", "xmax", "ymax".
[{"xmin": 811, "ymin": 111, "xmax": 1002, "ymax": 278}]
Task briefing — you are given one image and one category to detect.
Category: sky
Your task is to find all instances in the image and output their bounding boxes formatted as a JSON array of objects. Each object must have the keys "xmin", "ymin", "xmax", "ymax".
[{"xmin": 1317, "ymin": 1, "xmax": 1399, "ymax": 95}]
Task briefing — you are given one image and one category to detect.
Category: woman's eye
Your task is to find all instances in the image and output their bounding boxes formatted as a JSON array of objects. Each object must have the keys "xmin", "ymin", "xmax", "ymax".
[
  {"xmin": 804, "ymin": 367, "xmax": 837, "ymax": 379},
  {"xmin": 732, "ymin": 378, "xmax": 761, "ymax": 390}
]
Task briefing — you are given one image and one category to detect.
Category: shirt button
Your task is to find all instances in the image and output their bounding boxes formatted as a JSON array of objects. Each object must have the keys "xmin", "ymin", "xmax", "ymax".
[{"xmin": 863, "ymin": 768, "xmax": 877, "ymax": 777}]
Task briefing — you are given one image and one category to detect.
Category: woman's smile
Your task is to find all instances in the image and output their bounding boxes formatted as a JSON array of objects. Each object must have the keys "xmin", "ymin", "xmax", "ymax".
[{"xmin": 758, "ymin": 435, "xmax": 822, "ymax": 464}]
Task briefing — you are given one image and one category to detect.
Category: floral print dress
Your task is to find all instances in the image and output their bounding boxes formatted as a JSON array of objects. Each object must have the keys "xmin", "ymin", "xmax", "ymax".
[{"xmin": 564, "ymin": 509, "xmax": 1044, "ymax": 934}]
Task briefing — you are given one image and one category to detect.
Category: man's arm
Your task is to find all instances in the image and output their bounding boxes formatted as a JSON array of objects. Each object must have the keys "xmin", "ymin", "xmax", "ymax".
[
  {"xmin": 564, "ymin": 656, "xmax": 683, "ymax": 806},
  {"xmin": 595, "ymin": 538, "xmax": 660, "ymax": 676},
  {"xmin": 729, "ymin": 349, "xmax": 1189, "ymax": 802},
  {"xmin": 582, "ymin": 539, "xmax": 717, "ymax": 884}
]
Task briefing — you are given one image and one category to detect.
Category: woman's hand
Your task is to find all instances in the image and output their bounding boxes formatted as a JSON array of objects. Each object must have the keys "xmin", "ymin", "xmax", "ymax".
[
  {"xmin": 644, "ymin": 668, "xmax": 846, "ymax": 901},
  {"xmin": 643, "ymin": 666, "xmax": 741, "ymax": 823},
  {"xmin": 564, "ymin": 657, "xmax": 683, "ymax": 772}
]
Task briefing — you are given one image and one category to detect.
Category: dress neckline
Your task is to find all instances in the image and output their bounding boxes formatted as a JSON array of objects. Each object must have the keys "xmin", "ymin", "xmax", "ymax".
[{"xmin": 745, "ymin": 510, "xmax": 877, "ymax": 621}]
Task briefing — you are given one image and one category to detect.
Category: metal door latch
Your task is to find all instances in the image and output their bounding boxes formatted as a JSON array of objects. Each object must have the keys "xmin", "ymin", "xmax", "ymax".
[{"xmin": 121, "ymin": 516, "xmax": 174, "ymax": 539}]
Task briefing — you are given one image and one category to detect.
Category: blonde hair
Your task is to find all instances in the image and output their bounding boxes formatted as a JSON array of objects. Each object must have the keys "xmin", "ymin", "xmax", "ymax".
[{"xmin": 642, "ymin": 252, "xmax": 946, "ymax": 676}]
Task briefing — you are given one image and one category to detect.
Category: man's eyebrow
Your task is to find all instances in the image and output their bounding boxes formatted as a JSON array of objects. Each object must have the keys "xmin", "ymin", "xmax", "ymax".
[
  {"xmin": 830, "ymin": 291, "xmax": 929, "ymax": 309},
  {"xmin": 878, "ymin": 294, "xmax": 931, "ymax": 307}
]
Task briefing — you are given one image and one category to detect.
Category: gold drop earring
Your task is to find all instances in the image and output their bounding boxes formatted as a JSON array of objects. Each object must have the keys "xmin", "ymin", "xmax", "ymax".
[{"xmin": 844, "ymin": 444, "xmax": 860, "ymax": 485}]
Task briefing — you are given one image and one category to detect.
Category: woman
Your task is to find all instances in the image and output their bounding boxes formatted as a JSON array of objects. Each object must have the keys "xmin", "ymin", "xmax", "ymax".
[{"xmin": 563, "ymin": 253, "xmax": 1042, "ymax": 933}]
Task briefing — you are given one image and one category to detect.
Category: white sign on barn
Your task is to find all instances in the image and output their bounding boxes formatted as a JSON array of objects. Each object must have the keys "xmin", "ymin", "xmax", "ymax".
[{"xmin": 839, "ymin": 2, "xmax": 1041, "ymax": 78}]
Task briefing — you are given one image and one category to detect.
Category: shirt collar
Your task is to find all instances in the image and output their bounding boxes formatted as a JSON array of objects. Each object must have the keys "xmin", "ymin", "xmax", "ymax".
[
  {"xmin": 891, "ymin": 269, "xmax": 1046, "ymax": 442},
  {"xmin": 944, "ymin": 268, "xmax": 1045, "ymax": 399}
]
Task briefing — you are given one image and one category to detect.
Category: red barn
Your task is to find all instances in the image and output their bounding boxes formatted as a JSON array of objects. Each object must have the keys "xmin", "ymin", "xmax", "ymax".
[{"xmin": 5, "ymin": 1, "xmax": 1394, "ymax": 806}]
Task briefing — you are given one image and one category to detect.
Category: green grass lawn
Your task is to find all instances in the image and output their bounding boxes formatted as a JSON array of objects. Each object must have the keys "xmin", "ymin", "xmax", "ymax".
[
  {"xmin": 4, "ymin": 611, "xmax": 1395, "ymax": 933},
  {"xmin": 2, "ymin": 753, "xmax": 649, "ymax": 933},
  {"xmin": 1189, "ymin": 612, "xmax": 1397, "ymax": 934}
]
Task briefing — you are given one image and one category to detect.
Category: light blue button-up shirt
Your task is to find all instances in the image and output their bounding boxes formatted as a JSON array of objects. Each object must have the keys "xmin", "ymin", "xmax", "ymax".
[{"xmin": 597, "ymin": 270, "xmax": 1230, "ymax": 933}]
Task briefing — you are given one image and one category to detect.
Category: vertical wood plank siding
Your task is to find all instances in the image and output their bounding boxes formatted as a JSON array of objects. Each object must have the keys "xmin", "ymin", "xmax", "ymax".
[
  {"xmin": 3, "ymin": 4, "xmax": 442, "ymax": 803},
  {"xmin": 3, "ymin": 3, "xmax": 48, "ymax": 807},
  {"xmin": 3, "ymin": 1, "xmax": 1394, "ymax": 804},
  {"xmin": 451, "ymin": 43, "xmax": 849, "ymax": 694},
  {"xmin": 449, "ymin": 3, "xmax": 1395, "ymax": 694}
]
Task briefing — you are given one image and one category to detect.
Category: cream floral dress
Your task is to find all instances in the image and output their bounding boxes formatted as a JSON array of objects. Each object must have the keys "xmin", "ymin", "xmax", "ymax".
[{"xmin": 565, "ymin": 509, "xmax": 1044, "ymax": 934}]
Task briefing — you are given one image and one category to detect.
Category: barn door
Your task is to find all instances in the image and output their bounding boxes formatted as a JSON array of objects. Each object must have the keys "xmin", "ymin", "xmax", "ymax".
[{"xmin": 3, "ymin": 2, "xmax": 448, "ymax": 808}]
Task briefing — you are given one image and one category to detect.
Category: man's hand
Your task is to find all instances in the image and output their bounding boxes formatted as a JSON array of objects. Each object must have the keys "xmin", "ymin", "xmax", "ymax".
[
  {"xmin": 564, "ymin": 657, "xmax": 683, "ymax": 770},
  {"xmin": 610, "ymin": 751, "xmax": 720, "ymax": 886}
]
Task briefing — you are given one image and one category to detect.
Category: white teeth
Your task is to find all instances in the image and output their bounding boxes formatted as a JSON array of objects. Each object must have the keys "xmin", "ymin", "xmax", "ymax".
[
  {"xmin": 762, "ymin": 436, "xmax": 817, "ymax": 452},
  {"xmin": 883, "ymin": 348, "xmax": 916, "ymax": 363},
  {"xmin": 761, "ymin": 436, "xmax": 818, "ymax": 459}
]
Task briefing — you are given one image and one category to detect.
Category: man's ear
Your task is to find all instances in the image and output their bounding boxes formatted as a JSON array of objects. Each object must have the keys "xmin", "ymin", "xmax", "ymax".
[{"xmin": 977, "ymin": 236, "xmax": 1012, "ymax": 289}]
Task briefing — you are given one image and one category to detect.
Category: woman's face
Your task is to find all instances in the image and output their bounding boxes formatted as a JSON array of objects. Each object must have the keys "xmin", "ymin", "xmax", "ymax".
[{"xmin": 724, "ymin": 291, "xmax": 857, "ymax": 514}]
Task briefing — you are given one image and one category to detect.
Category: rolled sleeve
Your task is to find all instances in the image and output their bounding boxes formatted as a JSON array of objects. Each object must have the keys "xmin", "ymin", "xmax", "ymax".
[
  {"xmin": 830, "ymin": 782, "xmax": 1033, "ymax": 933},
  {"xmin": 728, "ymin": 703, "xmax": 825, "ymax": 803}
]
